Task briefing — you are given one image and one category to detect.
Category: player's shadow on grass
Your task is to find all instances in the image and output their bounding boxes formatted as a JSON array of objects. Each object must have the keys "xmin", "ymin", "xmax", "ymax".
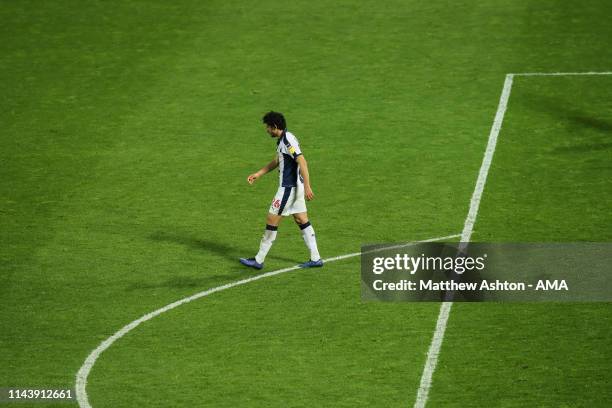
[
  {"xmin": 125, "ymin": 232, "xmax": 298, "ymax": 291},
  {"xmin": 148, "ymin": 231, "xmax": 296, "ymax": 264},
  {"xmin": 521, "ymin": 93, "xmax": 612, "ymax": 154}
]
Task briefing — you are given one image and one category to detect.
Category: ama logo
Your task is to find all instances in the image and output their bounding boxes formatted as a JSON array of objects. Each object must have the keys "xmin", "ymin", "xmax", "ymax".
[{"xmin": 535, "ymin": 280, "xmax": 568, "ymax": 290}]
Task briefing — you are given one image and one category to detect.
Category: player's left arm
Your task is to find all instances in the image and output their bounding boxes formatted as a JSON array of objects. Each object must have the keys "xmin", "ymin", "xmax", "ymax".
[{"xmin": 296, "ymin": 155, "xmax": 314, "ymax": 201}]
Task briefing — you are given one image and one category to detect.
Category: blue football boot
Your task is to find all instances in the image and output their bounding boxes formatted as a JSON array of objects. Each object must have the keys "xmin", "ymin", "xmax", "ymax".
[
  {"xmin": 299, "ymin": 259, "xmax": 324, "ymax": 268},
  {"xmin": 239, "ymin": 257, "xmax": 264, "ymax": 270}
]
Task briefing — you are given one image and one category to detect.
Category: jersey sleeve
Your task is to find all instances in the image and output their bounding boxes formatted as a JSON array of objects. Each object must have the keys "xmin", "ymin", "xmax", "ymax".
[{"xmin": 284, "ymin": 133, "xmax": 302, "ymax": 159}]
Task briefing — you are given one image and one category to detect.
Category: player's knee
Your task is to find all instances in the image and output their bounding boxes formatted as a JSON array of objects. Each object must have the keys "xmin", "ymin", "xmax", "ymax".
[
  {"xmin": 266, "ymin": 214, "xmax": 281, "ymax": 226},
  {"xmin": 293, "ymin": 215, "xmax": 308, "ymax": 225}
]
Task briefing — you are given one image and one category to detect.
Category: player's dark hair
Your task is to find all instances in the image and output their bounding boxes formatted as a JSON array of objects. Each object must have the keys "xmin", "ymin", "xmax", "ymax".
[{"xmin": 262, "ymin": 111, "xmax": 286, "ymax": 130}]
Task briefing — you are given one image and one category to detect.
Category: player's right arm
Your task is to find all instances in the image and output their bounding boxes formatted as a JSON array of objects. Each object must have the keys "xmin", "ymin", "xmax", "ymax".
[{"xmin": 247, "ymin": 155, "xmax": 278, "ymax": 184}]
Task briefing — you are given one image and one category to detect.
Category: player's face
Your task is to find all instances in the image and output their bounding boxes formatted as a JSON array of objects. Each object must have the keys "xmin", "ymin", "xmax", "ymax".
[{"xmin": 265, "ymin": 125, "xmax": 281, "ymax": 138}]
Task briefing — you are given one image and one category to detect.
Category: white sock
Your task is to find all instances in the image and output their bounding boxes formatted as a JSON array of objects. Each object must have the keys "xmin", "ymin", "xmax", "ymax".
[
  {"xmin": 299, "ymin": 222, "xmax": 320, "ymax": 261},
  {"xmin": 255, "ymin": 225, "xmax": 277, "ymax": 264}
]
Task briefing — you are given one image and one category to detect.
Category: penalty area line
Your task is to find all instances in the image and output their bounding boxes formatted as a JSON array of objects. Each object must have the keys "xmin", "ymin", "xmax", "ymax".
[
  {"xmin": 75, "ymin": 232, "xmax": 461, "ymax": 408},
  {"xmin": 413, "ymin": 73, "xmax": 515, "ymax": 408},
  {"xmin": 413, "ymin": 70, "xmax": 612, "ymax": 408},
  {"xmin": 512, "ymin": 71, "xmax": 612, "ymax": 76}
]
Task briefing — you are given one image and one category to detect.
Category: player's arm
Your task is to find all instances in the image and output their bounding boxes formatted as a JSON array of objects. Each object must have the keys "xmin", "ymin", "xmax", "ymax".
[
  {"xmin": 247, "ymin": 155, "xmax": 278, "ymax": 184},
  {"xmin": 296, "ymin": 155, "xmax": 314, "ymax": 200}
]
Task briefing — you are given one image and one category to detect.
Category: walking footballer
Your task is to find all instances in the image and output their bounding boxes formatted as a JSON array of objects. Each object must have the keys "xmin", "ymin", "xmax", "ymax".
[{"xmin": 239, "ymin": 111, "xmax": 323, "ymax": 269}]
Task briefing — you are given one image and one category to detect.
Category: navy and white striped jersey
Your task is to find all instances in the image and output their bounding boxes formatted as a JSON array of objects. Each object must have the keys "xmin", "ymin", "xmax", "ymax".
[{"xmin": 277, "ymin": 131, "xmax": 303, "ymax": 187}]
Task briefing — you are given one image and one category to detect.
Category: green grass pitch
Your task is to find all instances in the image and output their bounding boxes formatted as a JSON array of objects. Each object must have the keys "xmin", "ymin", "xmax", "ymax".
[{"xmin": 1, "ymin": 1, "xmax": 611, "ymax": 407}]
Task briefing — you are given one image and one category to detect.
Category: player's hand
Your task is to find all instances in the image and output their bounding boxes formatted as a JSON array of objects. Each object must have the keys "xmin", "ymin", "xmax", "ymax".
[
  {"xmin": 247, "ymin": 173, "xmax": 259, "ymax": 184},
  {"xmin": 305, "ymin": 186, "xmax": 314, "ymax": 201}
]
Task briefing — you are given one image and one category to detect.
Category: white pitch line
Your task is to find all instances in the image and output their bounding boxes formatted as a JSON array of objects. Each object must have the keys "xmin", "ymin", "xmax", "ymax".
[
  {"xmin": 413, "ymin": 73, "xmax": 515, "ymax": 408},
  {"xmin": 460, "ymin": 74, "xmax": 514, "ymax": 245},
  {"xmin": 513, "ymin": 71, "xmax": 612, "ymax": 76},
  {"xmin": 414, "ymin": 70, "xmax": 611, "ymax": 408},
  {"xmin": 75, "ymin": 233, "xmax": 461, "ymax": 408}
]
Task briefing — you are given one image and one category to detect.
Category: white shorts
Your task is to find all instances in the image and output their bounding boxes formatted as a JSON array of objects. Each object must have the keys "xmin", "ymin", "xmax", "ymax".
[{"xmin": 269, "ymin": 185, "xmax": 307, "ymax": 216}]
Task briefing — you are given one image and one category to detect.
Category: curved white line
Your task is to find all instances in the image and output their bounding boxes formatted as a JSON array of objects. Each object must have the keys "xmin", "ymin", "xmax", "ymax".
[{"xmin": 75, "ymin": 233, "xmax": 461, "ymax": 407}]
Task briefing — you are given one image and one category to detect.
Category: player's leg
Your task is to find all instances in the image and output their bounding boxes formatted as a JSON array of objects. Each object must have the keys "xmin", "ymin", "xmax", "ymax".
[
  {"xmin": 240, "ymin": 188, "xmax": 289, "ymax": 269},
  {"xmin": 253, "ymin": 213, "xmax": 282, "ymax": 264},
  {"xmin": 267, "ymin": 212, "xmax": 283, "ymax": 227},
  {"xmin": 293, "ymin": 212, "xmax": 323, "ymax": 267},
  {"xmin": 240, "ymin": 213, "xmax": 282, "ymax": 269},
  {"xmin": 292, "ymin": 212, "xmax": 308, "ymax": 225}
]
